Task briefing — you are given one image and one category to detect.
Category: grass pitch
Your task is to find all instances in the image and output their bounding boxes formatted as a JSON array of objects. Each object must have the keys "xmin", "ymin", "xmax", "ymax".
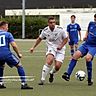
[{"xmin": 0, "ymin": 40, "xmax": 96, "ymax": 96}]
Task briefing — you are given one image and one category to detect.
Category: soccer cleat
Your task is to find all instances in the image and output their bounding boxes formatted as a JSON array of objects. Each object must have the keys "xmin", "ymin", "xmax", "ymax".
[
  {"xmin": 49, "ymin": 73, "xmax": 54, "ymax": 83},
  {"xmin": 21, "ymin": 84, "xmax": 33, "ymax": 89},
  {"xmin": 38, "ymin": 80, "xmax": 44, "ymax": 85},
  {"xmin": 62, "ymin": 72, "xmax": 70, "ymax": 81},
  {"xmin": 88, "ymin": 80, "xmax": 93, "ymax": 86},
  {"xmin": 0, "ymin": 84, "xmax": 6, "ymax": 89}
]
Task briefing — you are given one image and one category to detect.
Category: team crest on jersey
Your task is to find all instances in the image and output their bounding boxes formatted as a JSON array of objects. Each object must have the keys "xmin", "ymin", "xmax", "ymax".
[
  {"xmin": 75, "ymin": 25, "xmax": 77, "ymax": 28},
  {"xmin": 90, "ymin": 27, "xmax": 93, "ymax": 29}
]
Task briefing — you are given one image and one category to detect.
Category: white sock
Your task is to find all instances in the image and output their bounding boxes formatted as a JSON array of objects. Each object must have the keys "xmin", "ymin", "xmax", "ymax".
[
  {"xmin": 50, "ymin": 66, "xmax": 57, "ymax": 74},
  {"xmin": 41, "ymin": 64, "xmax": 51, "ymax": 81}
]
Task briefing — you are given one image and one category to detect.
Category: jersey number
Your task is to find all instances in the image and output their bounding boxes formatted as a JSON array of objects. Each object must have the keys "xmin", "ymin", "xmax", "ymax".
[{"xmin": 0, "ymin": 35, "xmax": 6, "ymax": 47}]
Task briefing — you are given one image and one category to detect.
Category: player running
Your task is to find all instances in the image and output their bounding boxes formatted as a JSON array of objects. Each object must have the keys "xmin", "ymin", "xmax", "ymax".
[
  {"xmin": 30, "ymin": 16, "xmax": 68, "ymax": 85},
  {"xmin": 0, "ymin": 21, "xmax": 33, "ymax": 89},
  {"xmin": 62, "ymin": 14, "xmax": 96, "ymax": 86},
  {"xmin": 67, "ymin": 15, "xmax": 81, "ymax": 57}
]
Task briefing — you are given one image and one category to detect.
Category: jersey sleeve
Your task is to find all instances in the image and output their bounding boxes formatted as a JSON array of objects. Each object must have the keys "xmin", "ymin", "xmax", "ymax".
[
  {"xmin": 8, "ymin": 33, "xmax": 15, "ymax": 43},
  {"xmin": 39, "ymin": 30, "xmax": 46, "ymax": 39},
  {"xmin": 77, "ymin": 24, "xmax": 81, "ymax": 31}
]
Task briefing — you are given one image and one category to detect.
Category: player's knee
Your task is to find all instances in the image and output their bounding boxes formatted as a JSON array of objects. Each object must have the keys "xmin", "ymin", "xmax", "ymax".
[
  {"xmin": 72, "ymin": 51, "xmax": 81, "ymax": 60},
  {"xmin": 85, "ymin": 56, "xmax": 92, "ymax": 62},
  {"xmin": 55, "ymin": 64, "xmax": 61, "ymax": 71},
  {"xmin": 47, "ymin": 60, "xmax": 53, "ymax": 65},
  {"xmin": 46, "ymin": 57, "xmax": 54, "ymax": 65},
  {"xmin": 15, "ymin": 63, "xmax": 22, "ymax": 68}
]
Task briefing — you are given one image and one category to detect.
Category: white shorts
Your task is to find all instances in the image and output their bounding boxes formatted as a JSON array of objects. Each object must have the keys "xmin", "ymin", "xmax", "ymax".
[{"xmin": 46, "ymin": 47, "xmax": 65, "ymax": 63}]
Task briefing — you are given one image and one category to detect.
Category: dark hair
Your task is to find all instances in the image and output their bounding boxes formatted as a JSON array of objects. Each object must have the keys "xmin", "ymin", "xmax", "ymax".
[
  {"xmin": 48, "ymin": 16, "xmax": 55, "ymax": 22},
  {"xmin": 94, "ymin": 14, "xmax": 96, "ymax": 18},
  {"xmin": 0, "ymin": 21, "xmax": 8, "ymax": 27},
  {"xmin": 71, "ymin": 15, "xmax": 76, "ymax": 18}
]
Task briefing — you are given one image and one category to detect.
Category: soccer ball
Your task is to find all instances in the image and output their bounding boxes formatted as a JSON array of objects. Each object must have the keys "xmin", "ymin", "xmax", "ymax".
[{"xmin": 75, "ymin": 70, "xmax": 86, "ymax": 81}]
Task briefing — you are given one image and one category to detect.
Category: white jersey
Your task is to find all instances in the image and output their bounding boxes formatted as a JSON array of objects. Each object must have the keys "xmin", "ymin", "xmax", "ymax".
[{"xmin": 39, "ymin": 25, "xmax": 68, "ymax": 51}]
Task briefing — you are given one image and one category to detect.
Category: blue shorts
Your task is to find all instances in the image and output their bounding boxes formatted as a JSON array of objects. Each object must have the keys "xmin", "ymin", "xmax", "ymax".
[
  {"xmin": 78, "ymin": 43, "xmax": 96, "ymax": 57},
  {"xmin": 69, "ymin": 39, "xmax": 78, "ymax": 45},
  {"xmin": 0, "ymin": 53, "xmax": 20, "ymax": 68}
]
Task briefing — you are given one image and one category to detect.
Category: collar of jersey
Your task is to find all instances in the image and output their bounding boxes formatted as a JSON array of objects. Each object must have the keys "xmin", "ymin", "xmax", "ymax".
[{"xmin": 48, "ymin": 25, "xmax": 57, "ymax": 32}]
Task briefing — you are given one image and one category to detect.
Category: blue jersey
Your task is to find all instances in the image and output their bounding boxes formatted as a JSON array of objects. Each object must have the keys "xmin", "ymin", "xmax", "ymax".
[
  {"xmin": 85, "ymin": 21, "xmax": 96, "ymax": 46},
  {"xmin": 0, "ymin": 30, "xmax": 14, "ymax": 58},
  {"xmin": 67, "ymin": 23, "xmax": 81, "ymax": 41}
]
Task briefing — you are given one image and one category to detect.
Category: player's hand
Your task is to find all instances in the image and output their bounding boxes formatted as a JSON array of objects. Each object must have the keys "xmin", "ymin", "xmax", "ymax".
[
  {"xmin": 18, "ymin": 53, "xmax": 22, "ymax": 58},
  {"xmin": 57, "ymin": 46, "xmax": 62, "ymax": 50},
  {"xmin": 30, "ymin": 47, "xmax": 34, "ymax": 53},
  {"xmin": 83, "ymin": 37, "xmax": 87, "ymax": 41}
]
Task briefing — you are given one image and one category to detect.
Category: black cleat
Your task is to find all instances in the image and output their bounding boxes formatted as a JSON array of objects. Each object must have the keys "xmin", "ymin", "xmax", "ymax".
[
  {"xmin": 49, "ymin": 73, "xmax": 54, "ymax": 83},
  {"xmin": 0, "ymin": 84, "xmax": 6, "ymax": 89},
  {"xmin": 62, "ymin": 72, "xmax": 70, "ymax": 81},
  {"xmin": 88, "ymin": 80, "xmax": 93, "ymax": 86},
  {"xmin": 38, "ymin": 80, "xmax": 44, "ymax": 85},
  {"xmin": 21, "ymin": 84, "xmax": 33, "ymax": 89}
]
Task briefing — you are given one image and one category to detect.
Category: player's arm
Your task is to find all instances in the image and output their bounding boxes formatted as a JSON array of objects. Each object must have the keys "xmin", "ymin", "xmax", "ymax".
[
  {"xmin": 30, "ymin": 37, "xmax": 42, "ymax": 53},
  {"xmin": 83, "ymin": 22, "xmax": 90, "ymax": 41},
  {"xmin": 57, "ymin": 37, "xmax": 68, "ymax": 50},
  {"xmin": 79, "ymin": 31, "xmax": 81, "ymax": 41},
  {"xmin": 66, "ymin": 25, "xmax": 70, "ymax": 41},
  {"xmin": 10, "ymin": 41, "xmax": 22, "ymax": 58},
  {"xmin": 83, "ymin": 31, "xmax": 88, "ymax": 41},
  {"xmin": 78, "ymin": 24, "xmax": 82, "ymax": 41}
]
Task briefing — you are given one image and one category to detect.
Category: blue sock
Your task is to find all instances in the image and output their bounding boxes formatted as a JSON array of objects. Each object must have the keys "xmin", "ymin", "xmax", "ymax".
[
  {"xmin": 67, "ymin": 59, "xmax": 77, "ymax": 76},
  {"xmin": 0, "ymin": 67, "xmax": 4, "ymax": 82},
  {"xmin": 86, "ymin": 61, "xmax": 92, "ymax": 81},
  {"xmin": 17, "ymin": 66, "xmax": 26, "ymax": 83},
  {"xmin": 71, "ymin": 49, "xmax": 74, "ymax": 56}
]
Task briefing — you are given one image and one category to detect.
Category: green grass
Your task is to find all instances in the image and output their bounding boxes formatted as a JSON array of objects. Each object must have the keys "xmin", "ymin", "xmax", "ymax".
[{"xmin": 0, "ymin": 40, "xmax": 96, "ymax": 96}]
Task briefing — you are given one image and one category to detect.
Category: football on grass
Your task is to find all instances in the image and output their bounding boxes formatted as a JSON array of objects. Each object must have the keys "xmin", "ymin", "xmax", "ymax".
[{"xmin": 75, "ymin": 70, "xmax": 86, "ymax": 81}]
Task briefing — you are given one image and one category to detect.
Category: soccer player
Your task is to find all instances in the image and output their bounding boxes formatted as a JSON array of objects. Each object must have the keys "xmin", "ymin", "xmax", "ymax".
[
  {"xmin": 67, "ymin": 15, "xmax": 81, "ymax": 57},
  {"xmin": 30, "ymin": 16, "xmax": 68, "ymax": 85},
  {"xmin": 62, "ymin": 14, "xmax": 96, "ymax": 86},
  {"xmin": 0, "ymin": 21, "xmax": 33, "ymax": 89}
]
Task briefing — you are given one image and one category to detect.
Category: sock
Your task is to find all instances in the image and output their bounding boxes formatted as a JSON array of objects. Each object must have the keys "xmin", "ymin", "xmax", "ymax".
[
  {"xmin": 71, "ymin": 49, "xmax": 74, "ymax": 56},
  {"xmin": 17, "ymin": 66, "xmax": 26, "ymax": 84},
  {"xmin": 67, "ymin": 59, "xmax": 77, "ymax": 76},
  {"xmin": 86, "ymin": 61, "xmax": 92, "ymax": 81},
  {"xmin": 41, "ymin": 64, "xmax": 51, "ymax": 81},
  {"xmin": 0, "ymin": 67, "xmax": 4, "ymax": 84},
  {"xmin": 50, "ymin": 66, "xmax": 57, "ymax": 74}
]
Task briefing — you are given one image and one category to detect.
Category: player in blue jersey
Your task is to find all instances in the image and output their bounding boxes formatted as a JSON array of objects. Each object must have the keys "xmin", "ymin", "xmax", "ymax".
[
  {"xmin": 67, "ymin": 15, "xmax": 81, "ymax": 57},
  {"xmin": 62, "ymin": 14, "xmax": 96, "ymax": 86},
  {"xmin": 0, "ymin": 21, "xmax": 33, "ymax": 89}
]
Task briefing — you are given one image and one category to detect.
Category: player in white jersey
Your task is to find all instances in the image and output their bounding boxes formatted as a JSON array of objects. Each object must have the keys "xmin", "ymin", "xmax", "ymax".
[{"xmin": 30, "ymin": 16, "xmax": 68, "ymax": 85}]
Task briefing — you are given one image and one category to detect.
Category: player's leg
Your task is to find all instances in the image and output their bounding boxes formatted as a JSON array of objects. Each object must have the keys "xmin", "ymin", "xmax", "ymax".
[
  {"xmin": 39, "ymin": 47, "xmax": 55, "ymax": 85},
  {"xmin": 6, "ymin": 53, "xmax": 33, "ymax": 89},
  {"xmin": 49, "ymin": 50, "xmax": 64, "ymax": 83},
  {"xmin": 74, "ymin": 39, "xmax": 79, "ymax": 51},
  {"xmin": 0, "ymin": 62, "xmax": 6, "ymax": 89},
  {"xmin": 70, "ymin": 45, "xmax": 74, "ymax": 56},
  {"xmin": 39, "ymin": 54, "xmax": 54, "ymax": 85},
  {"xmin": 85, "ymin": 47, "xmax": 96, "ymax": 86},
  {"xmin": 49, "ymin": 60, "xmax": 62, "ymax": 83},
  {"xmin": 15, "ymin": 64, "xmax": 33, "ymax": 89},
  {"xmin": 62, "ymin": 44, "xmax": 87, "ymax": 81}
]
